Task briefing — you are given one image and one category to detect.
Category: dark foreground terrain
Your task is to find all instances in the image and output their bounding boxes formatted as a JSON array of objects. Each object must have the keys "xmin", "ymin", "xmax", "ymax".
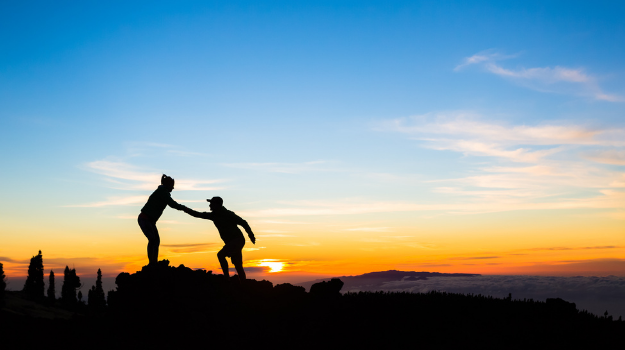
[{"xmin": 2, "ymin": 261, "xmax": 623, "ymax": 348}]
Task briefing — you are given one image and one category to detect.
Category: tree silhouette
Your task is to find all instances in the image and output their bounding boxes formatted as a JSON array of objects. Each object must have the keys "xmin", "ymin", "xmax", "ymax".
[
  {"xmin": 47, "ymin": 270, "xmax": 55, "ymax": 303},
  {"xmin": 0, "ymin": 262, "xmax": 6, "ymax": 307},
  {"xmin": 88, "ymin": 268, "xmax": 106, "ymax": 313},
  {"xmin": 22, "ymin": 250, "xmax": 44, "ymax": 301},
  {"xmin": 61, "ymin": 266, "xmax": 81, "ymax": 309}
]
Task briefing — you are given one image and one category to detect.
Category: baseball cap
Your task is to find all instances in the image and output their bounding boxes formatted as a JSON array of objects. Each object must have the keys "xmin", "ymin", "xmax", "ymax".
[{"xmin": 206, "ymin": 196, "xmax": 223, "ymax": 206}]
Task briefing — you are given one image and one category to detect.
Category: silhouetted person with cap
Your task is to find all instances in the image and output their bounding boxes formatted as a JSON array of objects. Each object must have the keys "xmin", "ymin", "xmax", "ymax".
[
  {"xmin": 138, "ymin": 174, "xmax": 187, "ymax": 266},
  {"xmin": 182, "ymin": 197, "xmax": 256, "ymax": 282}
]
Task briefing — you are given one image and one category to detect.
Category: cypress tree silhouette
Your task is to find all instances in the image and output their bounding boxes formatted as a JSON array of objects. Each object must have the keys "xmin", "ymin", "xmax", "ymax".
[
  {"xmin": 61, "ymin": 266, "xmax": 81, "ymax": 309},
  {"xmin": 47, "ymin": 270, "xmax": 55, "ymax": 303},
  {"xmin": 87, "ymin": 268, "xmax": 106, "ymax": 313},
  {"xmin": 61, "ymin": 266, "xmax": 73, "ymax": 307},
  {"xmin": 22, "ymin": 250, "xmax": 44, "ymax": 301},
  {"xmin": 0, "ymin": 262, "xmax": 6, "ymax": 307}
]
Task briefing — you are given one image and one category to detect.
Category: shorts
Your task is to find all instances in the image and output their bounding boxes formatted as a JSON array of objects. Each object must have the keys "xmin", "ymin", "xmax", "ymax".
[{"xmin": 221, "ymin": 236, "xmax": 245, "ymax": 258}]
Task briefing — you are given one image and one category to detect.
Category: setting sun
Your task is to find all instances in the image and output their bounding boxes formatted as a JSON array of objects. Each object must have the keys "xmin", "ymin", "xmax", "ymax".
[{"xmin": 257, "ymin": 260, "xmax": 285, "ymax": 273}]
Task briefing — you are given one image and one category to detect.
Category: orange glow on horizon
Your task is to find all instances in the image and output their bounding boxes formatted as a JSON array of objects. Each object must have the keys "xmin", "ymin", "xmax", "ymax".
[{"xmin": 2, "ymin": 206, "xmax": 624, "ymax": 282}]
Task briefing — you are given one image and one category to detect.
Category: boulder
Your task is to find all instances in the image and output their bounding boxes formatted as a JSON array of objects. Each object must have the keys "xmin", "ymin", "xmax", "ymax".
[
  {"xmin": 309, "ymin": 278, "xmax": 343, "ymax": 297},
  {"xmin": 274, "ymin": 283, "xmax": 306, "ymax": 297}
]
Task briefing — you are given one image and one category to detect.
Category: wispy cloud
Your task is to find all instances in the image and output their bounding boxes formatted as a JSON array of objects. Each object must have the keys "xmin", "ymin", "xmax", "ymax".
[
  {"xmin": 257, "ymin": 220, "xmax": 309, "ymax": 225},
  {"xmin": 256, "ymin": 234, "xmax": 296, "ymax": 238},
  {"xmin": 456, "ymin": 50, "xmax": 622, "ymax": 101},
  {"xmin": 383, "ymin": 114, "xmax": 621, "ymax": 164},
  {"xmin": 165, "ymin": 150, "xmax": 209, "ymax": 157},
  {"xmin": 378, "ymin": 112, "xmax": 625, "ymax": 213},
  {"xmin": 518, "ymin": 245, "xmax": 621, "ymax": 252},
  {"xmin": 240, "ymin": 200, "xmax": 441, "ymax": 217},
  {"xmin": 161, "ymin": 243, "xmax": 219, "ymax": 254},
  {"xmin": 454, "ymin": 50, "xmax": 519, "ymax": 71},
  {"xmin": 384, "ymin": 112, "xmax": 620, "ymax": 149},
  {"xmin": 0, "ymin": 256, "xmax": 27, "ymax": 264},
  {"xmin": 242, "ymin": 112, "xmax": 625, "ymax": 219},
  {"xmin": 429, "ymin": 140, "xmax": 562, "ymax": 163},
  {"xmin": 584, "ymin": 150, "xmax": 625, "ymax": 166},
  {"xmin": 157, "ymin": 220, "xmax": 187, "ymax": 225},
  {"xmin": 240, "ymin": 190, "xmax": 625, "ymax": 217},
  {"xmin": 243, "ymin": 247, "xmax": 266, "ymax": 252},
  {"xmin": 69, "ymin": 196, "xmax": 207, "ymax": 208},
  {"xmin": 85, "ymin": 160, "xmax": 223, "ymax": 191},
  {"xmin": 344, "ymin": 227, "xmax": 393, "ymax": 232},
  {"xmin": 65, "ymin": 195, "xmax": 147, "ymax": 207}
]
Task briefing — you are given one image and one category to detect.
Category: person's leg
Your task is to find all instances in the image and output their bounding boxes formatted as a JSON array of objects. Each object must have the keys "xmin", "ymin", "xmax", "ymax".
[
  {"xmin": 149, "ymin": 225, "xmax": 160, "ymax": 265},
  {"xmin": 217, "ymin": 247, "xmax": 230, "ymax": 279},
  {"xmin": 231, "ymin": 252, "xmax": 246, "ymax": 282},
  {"xmin": 230, "ymin": 237, "xmax": 246, "ymax": 281},
  {"xmin": 139, "ymin": 218, "xmax": 160, "ymax": 265}
]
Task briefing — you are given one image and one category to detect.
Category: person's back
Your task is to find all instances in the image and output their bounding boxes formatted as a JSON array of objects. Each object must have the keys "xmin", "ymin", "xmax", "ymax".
[
  {"xmin": 181, "ymin": 197, "xmax": 255, "ymax": 281},
  {"xmin": 141, "ymin": 185, "xmax": 184, "ymax": 222},
  {"xmin": 195, "ymin": 206, "xmax": 247, "ymax": 243}
]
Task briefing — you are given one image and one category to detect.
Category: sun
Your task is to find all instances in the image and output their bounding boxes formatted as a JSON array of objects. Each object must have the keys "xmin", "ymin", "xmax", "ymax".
[{"xmin": 258, "ymin": 259, "xmax": 285, "ymax": 273}]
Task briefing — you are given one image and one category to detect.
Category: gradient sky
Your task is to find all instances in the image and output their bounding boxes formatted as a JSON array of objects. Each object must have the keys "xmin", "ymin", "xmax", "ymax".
[{"xmin": 1, "ymin": 1, "xmax": 624, "ymax": 284}]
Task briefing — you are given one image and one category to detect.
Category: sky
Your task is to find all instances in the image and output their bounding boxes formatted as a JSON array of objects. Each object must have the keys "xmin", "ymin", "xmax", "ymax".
[{"xmin": 1, "ymin": 1, "xmax": 624, "ymax": 286}]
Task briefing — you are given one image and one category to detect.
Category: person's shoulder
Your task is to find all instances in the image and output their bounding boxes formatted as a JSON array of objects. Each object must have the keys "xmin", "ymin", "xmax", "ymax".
[
  {"xmin": 222, "ymin": 207, "xmax": 236, "ymax": 214},
  {"xmin": 154, "ymin": 185, "xmax": 171, "ymax": 196},
  {"xmin": 225, "ymin": 208, "xmax": 245, "ymax": 219},
  {"xmin": 220, "ymin": 207, "xmax": 237, "ymax": 216}
]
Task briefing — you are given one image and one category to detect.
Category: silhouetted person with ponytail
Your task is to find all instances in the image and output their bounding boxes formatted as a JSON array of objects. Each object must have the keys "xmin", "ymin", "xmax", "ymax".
[
  {"xmin": 182, "ymin": 197, "xmax": 256, "ymax": 282},
  {"xmin": 138, "ymin": 175, "xmax": 186, "ymax": 266}
]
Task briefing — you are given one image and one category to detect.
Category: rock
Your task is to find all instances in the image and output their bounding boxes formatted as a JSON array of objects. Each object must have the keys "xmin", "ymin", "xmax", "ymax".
[
  {"xmin": 309, "ymin": 278, "xmax": 344, "ymax": 297},
  {"xmin": 274, "ymin": 283, "xmax": 306, "ymax": 297}
]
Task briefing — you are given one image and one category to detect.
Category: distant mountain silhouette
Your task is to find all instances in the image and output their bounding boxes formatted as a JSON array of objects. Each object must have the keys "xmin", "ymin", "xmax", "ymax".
[{"xmin": 298, "ymin": 269, "xmax": 480, "ymax": 291}]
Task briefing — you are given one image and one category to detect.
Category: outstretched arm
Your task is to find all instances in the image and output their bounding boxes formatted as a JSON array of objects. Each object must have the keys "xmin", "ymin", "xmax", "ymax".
[
  {"xmin": 181, "ymin": 206, "xmax": 213, "ymax": 219},
  {"xmin": 167, "ymin": 197, "xmax": 187, "ymax": 211}
]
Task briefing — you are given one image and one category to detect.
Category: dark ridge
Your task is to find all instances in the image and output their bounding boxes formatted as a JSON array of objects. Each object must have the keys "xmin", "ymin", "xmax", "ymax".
[{"xmin": 1, "ymin": 261, "xmax": 623, "ymax": 348}]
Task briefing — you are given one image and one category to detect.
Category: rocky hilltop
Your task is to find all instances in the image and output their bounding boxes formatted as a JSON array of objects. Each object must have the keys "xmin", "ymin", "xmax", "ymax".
[{"xmin": 106, "ymin": 259, "xmax": 343, "ymax": 313}]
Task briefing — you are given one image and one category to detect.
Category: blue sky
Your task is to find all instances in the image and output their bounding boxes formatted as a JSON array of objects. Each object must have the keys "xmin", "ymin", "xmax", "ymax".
[{"xmin": 1, "ymin": 1, "xmax": 624, "ymax": 279}]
